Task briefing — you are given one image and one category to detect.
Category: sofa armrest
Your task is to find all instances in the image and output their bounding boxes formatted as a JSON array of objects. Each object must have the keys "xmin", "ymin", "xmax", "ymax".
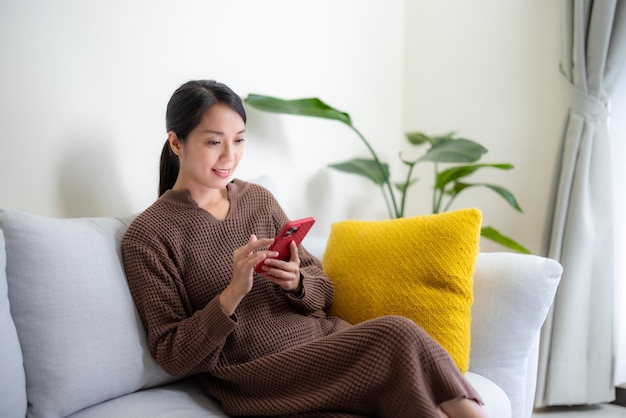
[{"xmin": 469, "ymin": 252, "xmax": 562, "ymax": 418}]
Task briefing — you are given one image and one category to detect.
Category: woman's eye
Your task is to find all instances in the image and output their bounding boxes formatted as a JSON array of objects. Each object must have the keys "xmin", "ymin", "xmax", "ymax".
[
  {"xmin": 235, "ymin": 138, "xmax": 246, "ymax": 143},
  {"xmin": 207, "ymin": 140, "xmax": 220, "ymax": 145}
]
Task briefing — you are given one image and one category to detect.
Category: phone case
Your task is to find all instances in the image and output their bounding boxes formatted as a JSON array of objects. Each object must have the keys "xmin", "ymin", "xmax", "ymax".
[{"xmin": 255, "ymin": 217, "xmax": 316, "ymax": 274}]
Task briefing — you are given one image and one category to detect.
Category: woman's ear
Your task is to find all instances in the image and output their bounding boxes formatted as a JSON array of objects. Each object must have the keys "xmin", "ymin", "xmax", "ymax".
[{"xmin": 167, "ymin": 131, "xmax": 182, "ymax": 156}]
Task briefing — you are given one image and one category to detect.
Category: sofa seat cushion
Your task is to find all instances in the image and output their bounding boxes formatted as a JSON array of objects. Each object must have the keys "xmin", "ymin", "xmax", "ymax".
[
  {"xmin": 0, "ymin": 210, "xmax": 177, "ymax": 418},
  {"xmin": 66, "ymin": 373, "xmax": 510, "ymax": 418},
  {"xmin": 465, "ymin": 372, "xmax": 511, "ymax": 418},
  {"xmin": 68, "ymin": 378, "xmax": 228, "ymax": 418},
  {"xmin": 322, "ymin": 209, "xmax": 482, "ymax": 373}
]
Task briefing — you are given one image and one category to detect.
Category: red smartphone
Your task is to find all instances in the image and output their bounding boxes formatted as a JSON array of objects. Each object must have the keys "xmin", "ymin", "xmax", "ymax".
[{"xmin": 255, "ymin": 217, "xmax": 316, "ymax": 274}]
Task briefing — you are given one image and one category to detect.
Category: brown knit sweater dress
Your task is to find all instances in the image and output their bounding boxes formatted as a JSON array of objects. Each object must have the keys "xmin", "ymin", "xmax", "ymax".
[{"xmin": 121, "ymin": 179, "xmax": 482, "ymax": 418}]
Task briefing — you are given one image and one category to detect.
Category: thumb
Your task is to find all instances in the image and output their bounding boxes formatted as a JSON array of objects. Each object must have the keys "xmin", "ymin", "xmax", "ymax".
[{"xmin": 289, "ymin": 240, "xmax": 299, "ymax": 262}]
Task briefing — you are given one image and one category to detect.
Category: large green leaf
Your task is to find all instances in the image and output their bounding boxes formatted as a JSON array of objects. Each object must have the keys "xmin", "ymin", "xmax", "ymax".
[
  {"xmin": 328, "ymin": 158, "xmax": 390, "ymax": 186},
  {"xmin": 482, "ymin": 184, "xmax": 523, "ymax": 211},
  {"xmin": 449, "ymin": 182, "xmax": 522, "ymax": 212},
  {"xmin": 446, "ymin": 182, "xmax": 471, "ymax": 196},
  {"xmin": 418, "ymin": 138, "xmax": 487, "ymax": 163},
  {"xmin": 244, "ymin": 94, "xmax": 352, "ymax": 126},
  {"xmin": 481, "ymin": 226, "xmax": 531, "ymax": 254},
  {"xmin": 435, "ymin": 163, "xmax": 514, "ymax": 189}
]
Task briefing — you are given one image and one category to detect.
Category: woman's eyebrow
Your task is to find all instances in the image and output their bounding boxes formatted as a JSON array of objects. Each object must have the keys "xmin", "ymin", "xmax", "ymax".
[{"xmin": 202, "ymin": 129, "xmax": 246, "ymax": 135}]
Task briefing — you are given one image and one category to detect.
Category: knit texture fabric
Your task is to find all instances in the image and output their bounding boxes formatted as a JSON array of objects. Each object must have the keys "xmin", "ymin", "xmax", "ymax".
[
  {"xmin": 323, "ymin": 209, "xmax": 482, "ymax": 373},
  {"xmin": 121, "ymin": 180, "xmax": 482, "ymax": 417}
]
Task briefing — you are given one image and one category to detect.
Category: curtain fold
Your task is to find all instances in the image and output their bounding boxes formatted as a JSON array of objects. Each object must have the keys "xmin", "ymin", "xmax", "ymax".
[
  {"xmin": 611, "ymin": 72, "xmax": 626, "ymax": 388},
  {"xmin": 535, "ymin": 0, "xmax": 626, "ymax": 407}
]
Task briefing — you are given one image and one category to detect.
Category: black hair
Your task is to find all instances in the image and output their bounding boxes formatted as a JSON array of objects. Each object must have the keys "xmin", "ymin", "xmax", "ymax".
[{"xmin": 159, "ymin": 80, "xmax": 246, "ymax": 196}]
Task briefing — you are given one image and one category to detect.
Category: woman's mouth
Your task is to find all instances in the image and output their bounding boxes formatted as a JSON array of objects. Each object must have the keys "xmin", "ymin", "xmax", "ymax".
[{"xmin": 212, "ymin": 168, "xmax": 231, "ymax": 178}]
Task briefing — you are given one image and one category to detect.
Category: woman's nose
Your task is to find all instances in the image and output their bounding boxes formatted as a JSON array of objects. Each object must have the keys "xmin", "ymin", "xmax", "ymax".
[{"xmin": 221, "ymin": 143, "xmax": 234, "ymax": 160}]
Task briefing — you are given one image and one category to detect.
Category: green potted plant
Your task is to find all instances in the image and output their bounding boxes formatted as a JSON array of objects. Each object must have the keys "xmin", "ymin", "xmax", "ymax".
[{"xmin": 244, "ymin": 94, "xmax": 530, "ymax": 254}]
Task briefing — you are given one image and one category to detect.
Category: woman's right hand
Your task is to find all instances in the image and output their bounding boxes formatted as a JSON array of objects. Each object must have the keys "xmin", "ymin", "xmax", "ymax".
[{"xmin": 218, "ymin": 235, "xmax": 276, "ymax": 316}]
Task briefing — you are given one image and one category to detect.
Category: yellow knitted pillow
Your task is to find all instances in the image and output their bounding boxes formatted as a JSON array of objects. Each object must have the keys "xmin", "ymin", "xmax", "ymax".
[{"xmin": 322, "ymin": 208, "xmax": 481, "ymax": 373}]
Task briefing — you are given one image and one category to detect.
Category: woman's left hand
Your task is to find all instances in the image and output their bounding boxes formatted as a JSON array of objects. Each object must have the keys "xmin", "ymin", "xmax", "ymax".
[{"xmin": 258, "ymin": 240, "xmax": 302, "ymax": 293}]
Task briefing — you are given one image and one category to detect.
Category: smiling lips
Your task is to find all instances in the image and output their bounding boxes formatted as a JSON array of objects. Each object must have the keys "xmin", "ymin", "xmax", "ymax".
[{"xmin": 213, "ymin": 168, "xmax": 231, "ymax": 178}]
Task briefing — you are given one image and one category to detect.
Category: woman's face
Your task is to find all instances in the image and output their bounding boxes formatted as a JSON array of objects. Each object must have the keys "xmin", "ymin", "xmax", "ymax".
[{"xmin": 170, "ymin": 103, "xmax": 246, "ymax": 192}]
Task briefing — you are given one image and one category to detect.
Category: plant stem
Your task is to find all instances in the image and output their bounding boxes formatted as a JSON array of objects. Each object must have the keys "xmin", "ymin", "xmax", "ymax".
[
  {"xmin": 380, "ymin": 185, "xmax": 393, "ymax": 219},
  {"xmin": 348, "ymin": 124, "xmax": 400, "ymax": 218},
  {"xmin": 443, "ymin": 196, "xmax": 455, "ymax": 212},
  {"xmin": 399, "ymin": 161, "xmax": 417, "ymax": 218},
  {"xmin": 432, "ymin": 163, "xmax": 440, "ymax": 213}
]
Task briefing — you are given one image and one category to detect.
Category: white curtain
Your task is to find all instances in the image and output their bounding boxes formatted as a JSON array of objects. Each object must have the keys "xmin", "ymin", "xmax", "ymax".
[
  {"xmin": 535, "ymin": 0, "xmax": 626, "ymax": 407},
  {"xmin": 612, "ymin": 63, "xmax": 626, "ymax": 388}
]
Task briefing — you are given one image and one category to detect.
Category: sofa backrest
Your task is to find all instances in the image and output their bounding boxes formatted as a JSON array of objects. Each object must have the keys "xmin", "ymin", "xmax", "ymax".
[{"xmin": 0, "ymin": 210, "xmax": 178, "ymax": 418}]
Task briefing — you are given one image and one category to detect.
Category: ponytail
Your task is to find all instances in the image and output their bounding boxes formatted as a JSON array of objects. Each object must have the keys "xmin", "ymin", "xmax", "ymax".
[{"xmin": 158, "ymin": 139, "xmax": 179, "ymax": 196}]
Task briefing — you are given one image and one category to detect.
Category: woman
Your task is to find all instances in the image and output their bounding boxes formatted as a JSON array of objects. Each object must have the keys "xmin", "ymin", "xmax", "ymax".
[{"xmin": 122, "ymin": 79, "xmax": 487, "ymax": 418}]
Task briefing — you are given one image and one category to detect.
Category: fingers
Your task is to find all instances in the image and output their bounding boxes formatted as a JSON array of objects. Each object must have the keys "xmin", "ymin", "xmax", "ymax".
[
  {"xmin": 234, "ymin": 235, "xmax": 273, "ymax": 263},
  {"xmin": 224, "ymin": 235, "xmax": 290, "ymax": 313},
  {"xmin": 231, "ymin": 236, "xmax": 274, "ymax": 285},
  {"xmin": 259, "ymin": 241, "xmax": 301, "ymax": 291},
  {"xmin": 246, "ymin": 235, "xmax": 275, "ymax": 252},
  {"xmin": 258, "ymin": 241, "xmax": 299, "ymax": 275},
  {"xmin": 233, "ymin": 236, "xmax": 302, "ymax": 292}
]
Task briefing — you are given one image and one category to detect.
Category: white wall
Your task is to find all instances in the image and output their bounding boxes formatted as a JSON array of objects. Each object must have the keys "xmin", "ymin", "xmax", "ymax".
[
  {"xmin": 0, "ymin": 0, "xmax": 405, "ymax": 240},
  {"xmin": 0, "ymin": 0, "xmax": 564, "ymax": 254},
  {"xmin": 404, "ymin": 1, "xmax": 565, "ymax": 254}
]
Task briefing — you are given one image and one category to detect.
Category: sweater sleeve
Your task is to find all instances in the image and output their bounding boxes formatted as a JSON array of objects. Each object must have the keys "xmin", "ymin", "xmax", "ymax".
[
  {"xmin": 283, "ymin": 245, "xmax": 335, "ymax": 315},
  {"xmin": 122, "ymin": 233, "xmax": 236, "ymax": 377}
]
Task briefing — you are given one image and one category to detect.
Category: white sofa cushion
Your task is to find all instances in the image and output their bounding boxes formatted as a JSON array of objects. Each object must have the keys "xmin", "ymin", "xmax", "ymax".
[
  {"xmin": 0, "ymin": 210, "xmax": 177, "ymax": 418},
  {"xmin": 0, "ymin": 229, "xmax": 27, "ymax": 418},
  {"xmin": 67, "ymin": 374, "xmax": 507, "ymax": 418},
  {"xmin": 465, "ymin": 371, "xmax": 512, "ymax": 418},
  {"xmin": 470, "ymin": 252, "xmax": 562, "ymax": 418},
  {"xmin": 68, "ymin": 378, "xmax": 229, "ymax": 418}
]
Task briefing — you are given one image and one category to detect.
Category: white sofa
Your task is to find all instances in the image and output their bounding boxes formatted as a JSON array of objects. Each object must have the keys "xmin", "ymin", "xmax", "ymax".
[{"xmin": 0, "ymin": 207, "xmax": 561, "ymax": 418}]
